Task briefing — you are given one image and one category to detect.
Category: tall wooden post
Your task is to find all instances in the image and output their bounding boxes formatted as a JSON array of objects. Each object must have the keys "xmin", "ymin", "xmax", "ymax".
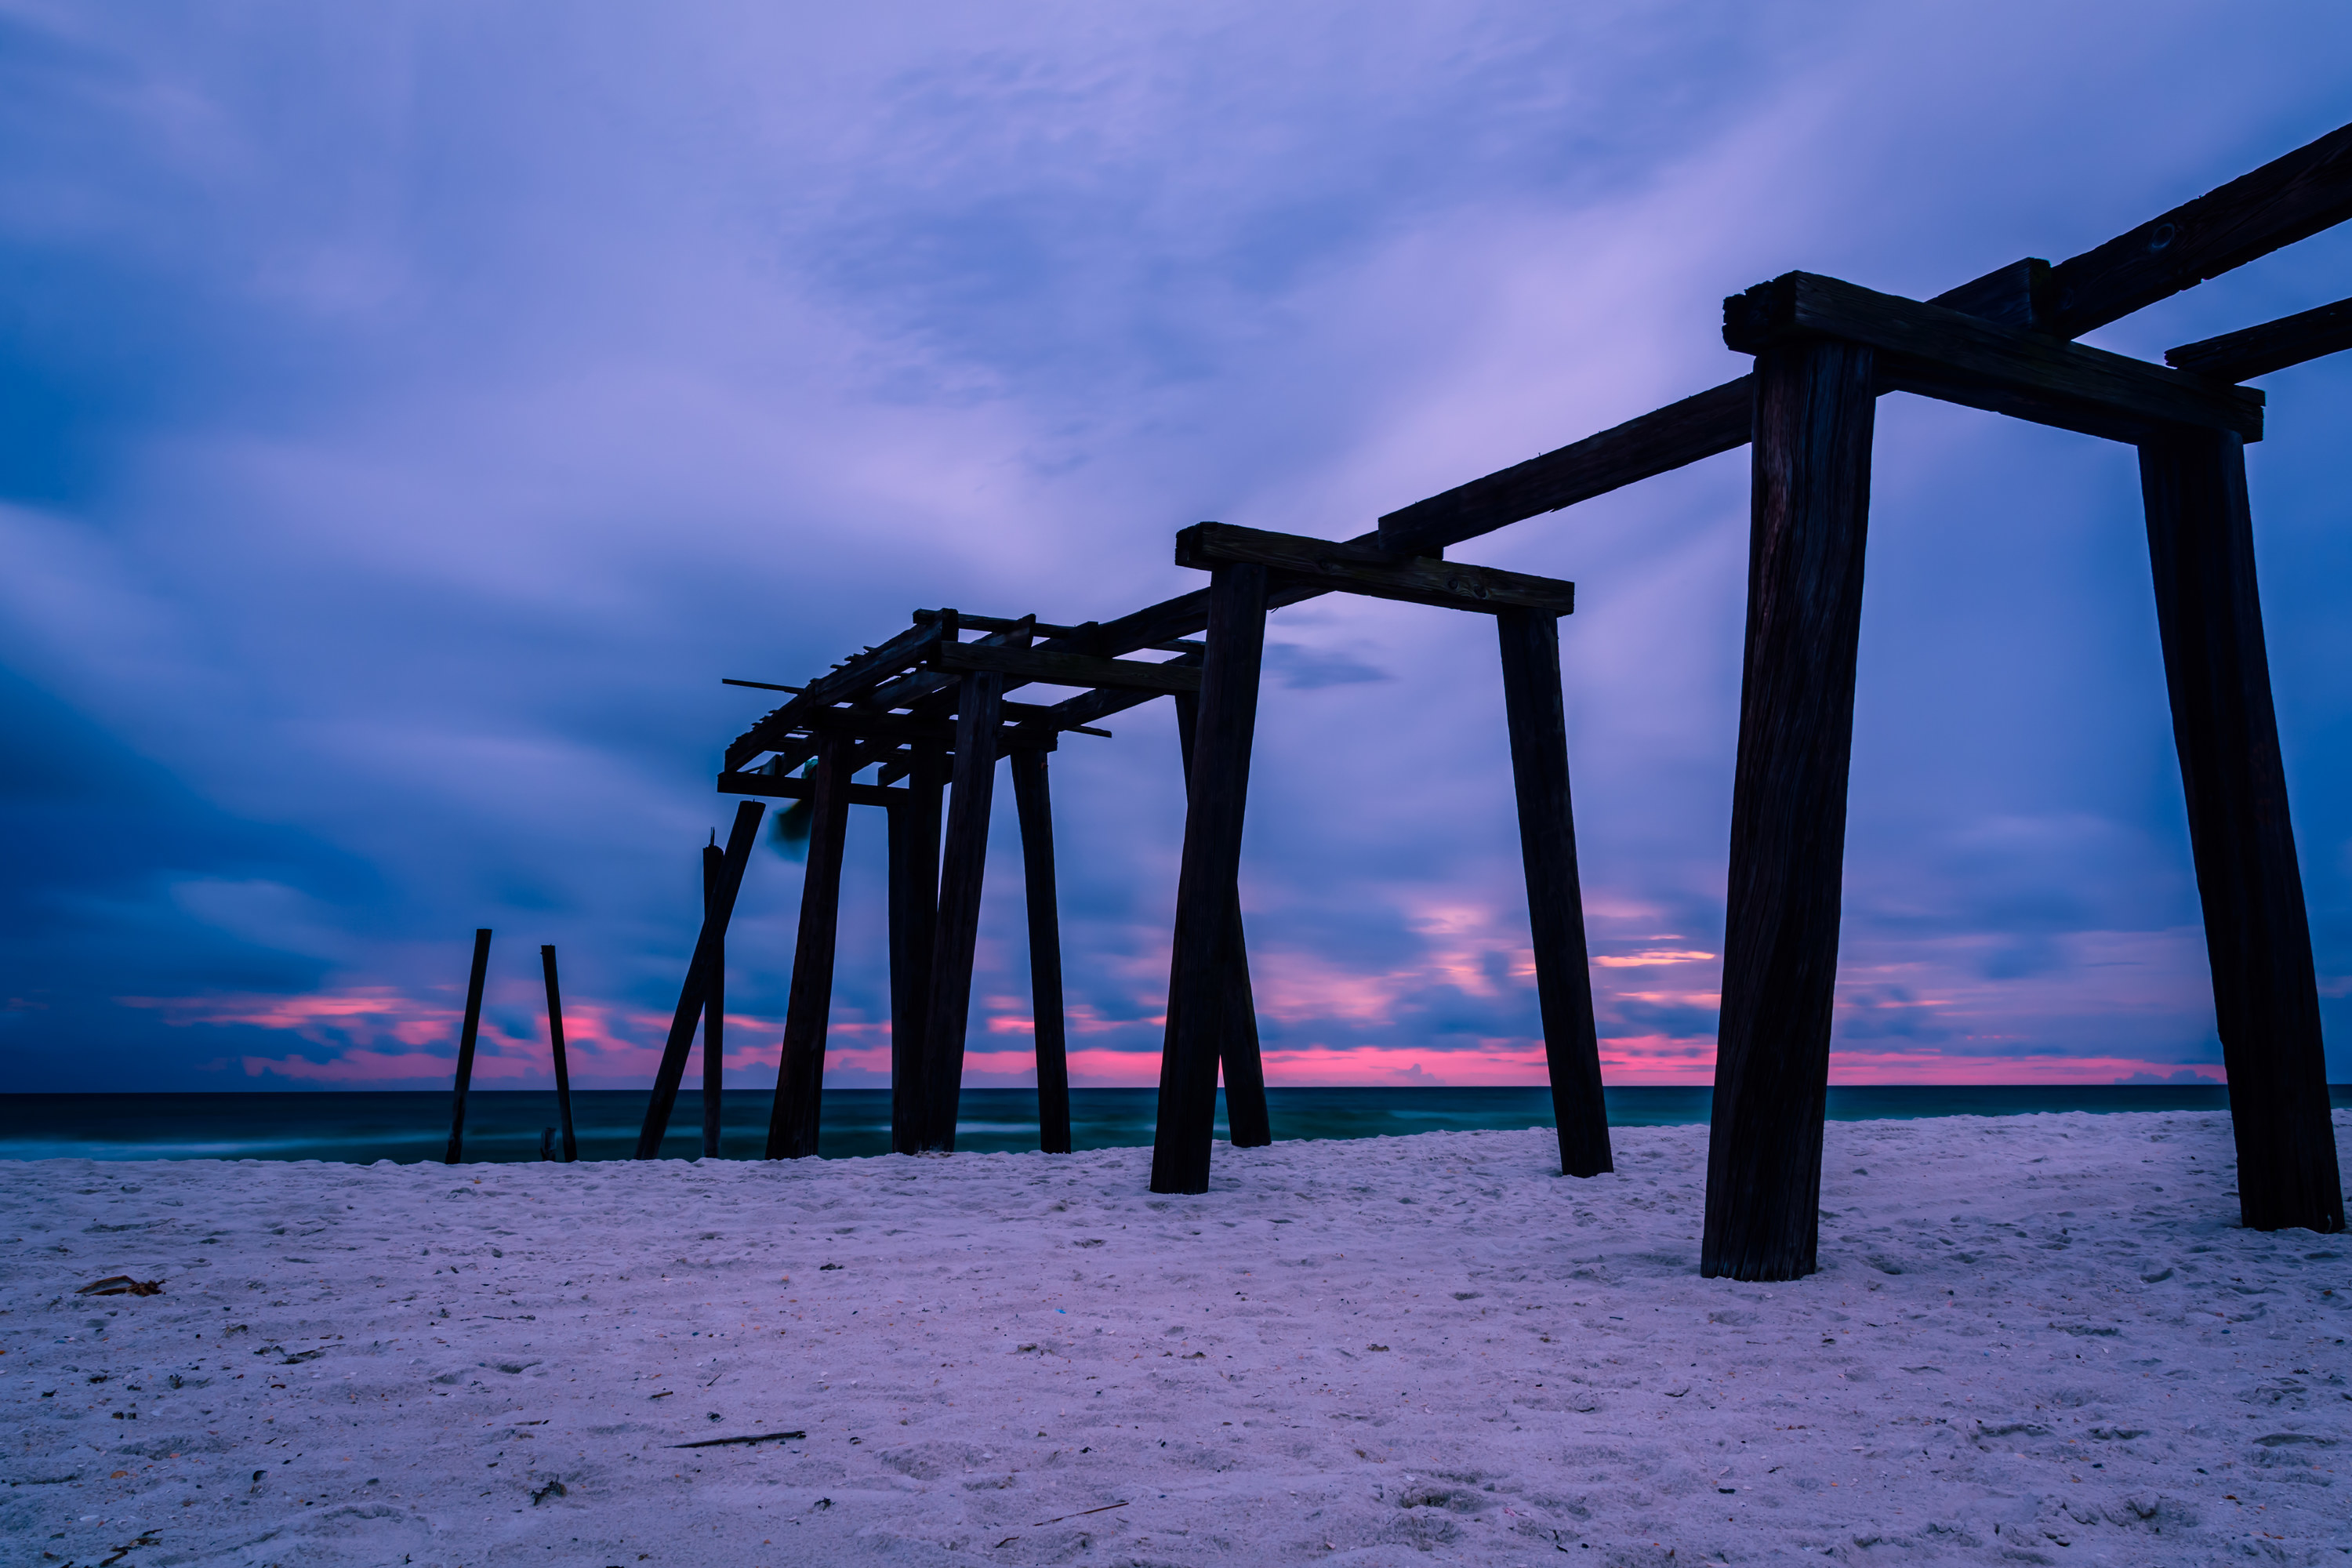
[
  {"xmin": 919, "ymin": 673, "xmax": 1004, "ymax": 1151},
  {"xmin": 1153, "ymin": 563, "xmax": 1272, "ymax": 1194},
  {"xmin": 540, "ymin": 943, "xmax": 577, "ymax": 1163},
  {"xmin": 635, "ymin": 801, "xmax": 764, "ymax": 1158},
  {"xmin": 1496, "ymin": 608, "xmax": 1613, "ymax": 1178},
  {"xmin": 1171, "ymin": 691, "xmax": 1272, "ymax": 1148},
  {"xmin": 1702, "ymin": 339, "xmax": 1878, "ymax": 1281},
  {"xmin": 444, "ymin": 927, "xmax": 493, "ymax": 1165},
  {"xmin": 2139, "ymin": 430, "xmax": 2344, "ymax": 1233},
  {"xmin": 887, "ymin": 750, "xmax": 946, "ymax": 1156},
  {"xmin": 702, "ymin": 843, "xmax": 726, "ymax": 1159},
  {"xmin": 768, "ymin": 731, "xmax": 856, "ymax": 1160},
  {"xmin": 1010, "ymin": 747, "xmax": 1074, "ymax": 1153}
]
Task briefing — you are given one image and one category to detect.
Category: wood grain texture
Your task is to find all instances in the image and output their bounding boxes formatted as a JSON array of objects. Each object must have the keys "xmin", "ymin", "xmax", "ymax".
[
  {"xmin": 1726, "ymin": 273, "xmax": 2263, "ymax": 441},
  {"xmin": 935, "ymin": 640, "xmax": 1203, "ymax": 694},
  {"xmin": 919, "ymin": 673, "xmax": 1004, "ymax": 1151},
  {"xmin": 767, "ymin": 733, "xmax": 855, "ymax": 1160},
  {"xmin": 1176, "ymin": 522, "xmax": 1575, "ymax": 615},
  {"xmin": 1701, "ymin": 340, "xmax": 1878, "ymax": 1282},
  {"xmin": 634, "ymin": 801, "xmax": 764, "ymax": 1159},
  {"xmin": 701, "ymin": 846, "xmax": 725, "ymax": 1160},
  {"xmin": 2166, "ymin": 296, "xmax": 2352, "ymax": 383},
  {"xmin": 1495, "ymin": 610, "xmax": 1612, "ymax": 1179},
  {"xmin": 887, "ymin": 753, "xmax": 946, "ymax": 1156},
  {"xmin": 2138, "ymin": 430, "xmax": 2345, "ymax": 1234},
  {"xmin": 1011, "ymin": 750, "xmax": 1073, "ymax": 1155},
  {"xmin": 1152, "ymin": 565, "xmax": 1271, "ymax": 1194},
  {"xmin": 539, "ymin": 944, "xmax": 577, "ymax": 1163},
  {"xmin": 1172, "ymin": 691, "xmax": 1271, "ymax": 1151},
  {"xmin": 442, "ymin": 927, "xmax": 492, "ymax": 1165}
]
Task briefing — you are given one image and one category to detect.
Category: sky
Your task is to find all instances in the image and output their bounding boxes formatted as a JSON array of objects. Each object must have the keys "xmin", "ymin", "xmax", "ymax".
[{"xmin": 4, "ymin": 1, "xmax": 2351, "ymax": 1096}]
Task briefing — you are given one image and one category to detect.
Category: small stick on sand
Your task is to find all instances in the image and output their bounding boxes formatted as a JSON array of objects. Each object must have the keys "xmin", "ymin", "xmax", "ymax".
[{"xmin": 672, "ymin": 1429, "xmax": 807, "ymax": 1449}]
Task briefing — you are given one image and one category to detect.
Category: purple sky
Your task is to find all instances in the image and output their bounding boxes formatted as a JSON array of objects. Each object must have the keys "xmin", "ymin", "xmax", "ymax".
[{"xmin": 5, "ymin": 3, "xmax": 2350, "ymax": 1094}]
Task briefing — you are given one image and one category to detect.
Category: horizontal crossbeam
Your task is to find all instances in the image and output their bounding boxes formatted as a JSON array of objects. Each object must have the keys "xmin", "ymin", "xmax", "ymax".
[
  {"xmin": 1174, "ymin": 523, "xmax": 1573, "ymax": 615},
  {"xmin": 717, "ymin": 771, "xmax": 909, "ymax": 808},
  {"xmin": 2167, "ymin": 296, "xmax": 2352, "ymax": 383},
  {"xmin": 933, "ymin": 641, "xmax": 1203, "ymax": 693}
]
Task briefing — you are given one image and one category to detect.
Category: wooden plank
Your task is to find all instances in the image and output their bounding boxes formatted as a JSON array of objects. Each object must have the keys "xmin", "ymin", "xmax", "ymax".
[
  {"xmin": 887, "ymin": 752, "xmax": 946, "ymax": 1156},
  {"xmin": 701, "ymin": 844, "xmax": 725, "ymax": 1160},
  {"xmin": 919, "ymin": 673, "xmax": 1004, "ymax": 1150},
  {"xmin": 1152, "ymin": 564, "xmax": 1271, "ymax": 1195},
  {"xmin": 717, "ymin": 771, "xmax": 905, "ymax": 809},
  {"xmin": 634, "ymin": 801, "xmax": 764, "ymax": 1159},
  {"xmin": 935, "ymin": 640, "xmax": 1203, "ymax": 693},
  {"xmin": 2138, "ymin": 430, "xmax": 2345, "ymax": 1234},
  {"xmin": 724, "ymin": 622, "xmax": 941, "ymax": 771},
  {"xmin": 1495, "ymin": 609, "xmax": 1612, "ymax": 1179},
  {"xmin": 1010, "ymin": 750, "xmax": 1073, "ymax": 1155},
  {"xmin": 442, "ymin": 928, "xmax": 492, "ymax": 1165},
  {"xmin": 1172, "ymin": 690, "xmax": 1270, "ymax": 1150},
  {"xmin": 1175, "ymin": 523, "xmax": 1575, "ymax": 615},
  {"xmin": 1726, "ymin": 272, "xmax": 2263, "ymax": 441},
  {"xmin": 539, "ymin": 944, "xmax": 577, "ymax": 1162},
  {"xmin": 2045, "ymin": 121, "xmax": 2352, "ymax": 339},
  {"xmin": 1701, "ymin": 338, "xmax": 1879, "ymax": 1283},
  {"xmin": 2166, "ymin": 296, "xmax": 2352, "ymax": 383},
  {"xmin": 767, "ymin": 732, "xmax": 855, "ymax": 1160}
]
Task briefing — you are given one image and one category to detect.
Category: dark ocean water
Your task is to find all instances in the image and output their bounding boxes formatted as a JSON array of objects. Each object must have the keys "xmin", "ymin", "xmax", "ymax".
[{"xmin": 3, "ymin": 1084, "xmax": 2341, "ymax": 1164}]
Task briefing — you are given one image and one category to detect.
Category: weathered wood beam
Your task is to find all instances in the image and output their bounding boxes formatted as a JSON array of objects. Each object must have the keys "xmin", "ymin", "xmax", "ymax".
[
  {"xmin": 1726, "ymin": 272, "xmax": 2264, "ymax": 443},
  {"xmin": 767, "ymin": 733, "xmax": 854, "ymax": 1160},
  {"xmin": 934, "ymin": 640, "xmax": 1203, "ymax": 694},
  {"xmin": 701, "ymin": 843, "xmax": 725, "ymax": 1159},
  {"xmin": 1171, "ymin": 689, "xmax": 1271, "ymax": 1151},
  {"xmin": 887, "ymin": 751, "xmax": 946, "ymax": 1156},
  {"xmin": 2166, "ymin": 296, "xmax": 2352, "ymax": 384},
  {"xmin": 2138, "ymin": 429, "xmax": 2345, "ymax": 1235},
  {"xmin": 1010, "ymin": 750, "xmax": 1073, "ymax": 1155},
  {"xmin": 443, "ymin": 927, "xmax": 492, "ymax": 1165},
  {"xmin": 636, "ymin": 801, "xmax": 764, "ymax": 1159},
  {"xmin": 724, "ymin": 622, "xmax": 940, "ymax": 770},
  {"xmin": 919, "ymin": 673, "xmax": 1004, "ymax": 1151},
  {"xmin": 1175, "ymin": 522, "xmax": 1573, "ymax": 615},
  {"xmin": 717, "ymin": 771, "xmax": 906, "ymax": 808},
  {"xmin": 539, "ymin": 943, "xmax": 577, "ymax": 1163}
]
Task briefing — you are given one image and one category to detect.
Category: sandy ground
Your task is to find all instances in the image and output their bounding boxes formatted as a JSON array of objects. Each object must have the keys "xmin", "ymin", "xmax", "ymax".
[{"xmin": 4, "ymin": 1109, "xmax": 2347, "ymax": 1568}]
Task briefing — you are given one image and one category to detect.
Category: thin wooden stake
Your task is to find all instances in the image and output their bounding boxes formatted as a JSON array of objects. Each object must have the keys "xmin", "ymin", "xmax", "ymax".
[
  {"xmin": 887, "ymin": 750, "xmax": 946, "ymax": 1155},
  {"xmin": 1011, "ymin": 748, "xmax": 1073, "ymax": 1154},
  {"xmin": 635, "ymin": 801, "xmax": 764, "ymax": 1159},
  {"xmin": 919, "ymin": 673, "xmax": 1004, "ymax": 1151},
  {"xmin": 541, "ymin": 943, "xmax": 577, "ymax": 1163},
  {"xmin": 1496, "ymin": 608, "xmax": 1613, "ymax": 1178},
  {"xmin": 443, "ymin": 928, "xmax": 492, "ymax": 1165},
  {"xmin": 702, "ymin": 841, "xmax": 725, "ymax": 1159},
  {"xmin": 1152, "ymin": 563, "xmax": 1270, "ymax": 1194},
  {"xmin": 768, "ymin": 731, "xmax": 856, "ymax": 1160},
  {"xmin": 1702, "ymin": 339, "xmax": 1878, "ymax": 1282},
  {"xmin": 1171, "ymin": 690, "xmax": 1270, "ymax": 1149}
]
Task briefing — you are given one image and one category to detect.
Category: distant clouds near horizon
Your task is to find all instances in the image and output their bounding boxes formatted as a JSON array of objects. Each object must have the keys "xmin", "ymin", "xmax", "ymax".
[{"xmin": 2, "ymin": 2, "xmax": 2350, "ymax": 1092}]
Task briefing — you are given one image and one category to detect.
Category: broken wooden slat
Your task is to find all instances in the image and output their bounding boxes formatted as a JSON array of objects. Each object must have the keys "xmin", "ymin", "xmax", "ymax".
[
  {"xmin": 1174, "ymin": 521, "xmax": 1574, "ymax": 615},
  {"xmin": 2165, "ymin": 296, "xmax": 2352, "ymax": 383}
]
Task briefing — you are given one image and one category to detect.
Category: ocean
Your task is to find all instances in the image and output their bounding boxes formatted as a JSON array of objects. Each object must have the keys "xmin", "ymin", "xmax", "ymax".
[{"xmin": 3, "ymin": 1083, "xmax": 2341, "ymax": 1164}]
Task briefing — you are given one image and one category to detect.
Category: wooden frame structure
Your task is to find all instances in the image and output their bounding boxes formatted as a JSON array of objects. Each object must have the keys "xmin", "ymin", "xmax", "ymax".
[{"xmin": 668, "ymin": 122, "xmax": 2347, "ymax": 1272}]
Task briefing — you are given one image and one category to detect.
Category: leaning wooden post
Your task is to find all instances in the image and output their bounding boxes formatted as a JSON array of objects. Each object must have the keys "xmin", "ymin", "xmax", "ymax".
[
  {"xmin": 1010, "ymin": 746, "xmax": 1074, "ymax": 1154},
  {"xmin": 1701, "ymin": 337, "xmax": 1878, "ymax": 1281},
  {"xmin": 444, "ymin": 927, "xmax": 493, "ymax": 1165},
  {"xmin": 1496, "ymin": 608, "xmax": 1613, "ymax": 1178},
  {"xmin": 1152, "ymin": 563, "xmax": 1271, "ymax": 1194},
  {"xmin": 634, "ymin": 801, "xmax": 764, "ymax": 1158},
  {"xmin": 768, "ymin": 731, "xmax": 857, "ymax": 1160},
  {"xmin": 919, "ymin": 673, "xmax": 1005, "ymax": 1151},
  {"xmin": 887, "ymin": 749, "xmax": 946, "ymax": 1155},
  {"xmin": 2139, "ymin": 429, "xmax": 2344, "ymax": 1233},
  {"xmin": 540, "ymin": 943, "xmax": 578, "ymax": 1163},
  {"xmin": 1171, "ymin": 690, "xmax": 1272, "ymax": 1149},
  {"xmin": 701, "ymin": 840, "xmax": 726, "ymax": 1159}
]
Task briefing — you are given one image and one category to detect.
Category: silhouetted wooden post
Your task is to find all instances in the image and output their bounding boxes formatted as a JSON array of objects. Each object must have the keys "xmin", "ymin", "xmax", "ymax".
[
  {"xmin": 1702, "ymin": 339, "xmax": 1878, "ymax": 1281},
  {"xmin": 1153, "ymin": 564, "xmax": 1271, "ymax": 1194},
  {"xmin": 1171, "ymin": 690, "xmax": 1271, "ymax": 1149},
  {"xmin": 887, "ymin": 750, "xmax": 946, "ymax": 1155},
  {"xmin": 702, "ymin": 842, "xmax": 726, "ymax": 1159},
  {"xmin": 2139, "ymin": 429, "xmax": 2345, "ymax": 1233},
  {"xmin": 1011, "ymin": 747, "xmax": 1073, "ymax": 1153},
  {"xmin": 768, "ymin": 731, "xmax": 856, "ymax": 1160},
  {"xmin": 920, "ymin": 673, "xmax": 1004, "ymax": 1150},
  {"xmin": 540, "ymin": 943, "xmax": 577, "ymax": 1163},
  {"xmin": 635, "ymin": 801, "xmax": 764, "ymax": 1158},
  {"xmin": 444, "ymin": 927, "xmax": 492, "ymax": 1165},
  {"xmin": 1496, "ymin": 608, "xmax": 1613, "ymax": 1178}
]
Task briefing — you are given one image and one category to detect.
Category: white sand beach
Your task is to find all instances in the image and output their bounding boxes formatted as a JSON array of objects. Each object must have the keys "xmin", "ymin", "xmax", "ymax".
[{"xmin": 5, "ymin": 1109, "xmax": 2347, "ymax": 1567}]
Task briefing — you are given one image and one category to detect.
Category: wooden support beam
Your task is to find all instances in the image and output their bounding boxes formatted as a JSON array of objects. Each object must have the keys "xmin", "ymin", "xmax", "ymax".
[
  {"xmin": 1495, "ymin": 609, "xmax": 1613, "ymax": 1179},
  {"xmin": 717, "ymin": 771, "xmax": 906, "ymax": 808},
  {"xmin": 919, "ymin": 673, "xmax": 1004, "ymax": 1150},
  {"xmin": 1152, "ymin": 564, "xmax": 1272, "ymax": 1194},
  {"xmin": 1172, "ymin": 690, "xmax": 1272, "ymax": 1150},
  {"xmin": 2167, "ymin": 296, "xmax": 2352, "ymax": 383},
  {"xmin": 1726, "ymin": 273, "xmax": 2264, "ymax": 443},
  {"xmin": 887, "ymin": 751, "xmax": 946, "ymax": 1156},
  {"xmin": 539, "ymin": 944, "xmax": 577, "ymax": 1163},
  {"xmin": 767, "ymin": 732, "xmax": 855, "ymax": 1160},
  {"xmin": 635, "ymin": 801, "xmax": 764, "ymax": 1159},
  {"xmin": 702, "ymin": 843, "xmax": 726, "ymax": 1159},
  {"xmin": 1175, "ymin": 522, "xmax": 1576, "ymax": 615},
  {"xmin": 443, "ymin": 927, "xmax": 492, "ymax": 1165},
  {"xmin": 725, "ymin": 622, "xmax": 941, "ymax": 770},
  {"xmin": 935, "ymin": 640, "xmax": 1203, "ymax": 694},
  {"xmin": 2138, "ymin": 430, "xmax": 2345, "ymax": 1234},
  {"xmin": 1011, "ymin": 750, "xmax": 1074, "ymax": 1154},
  {"xmin": 1701, "ymin": 339, "xmax": 1879, "ymax": 1282}
]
